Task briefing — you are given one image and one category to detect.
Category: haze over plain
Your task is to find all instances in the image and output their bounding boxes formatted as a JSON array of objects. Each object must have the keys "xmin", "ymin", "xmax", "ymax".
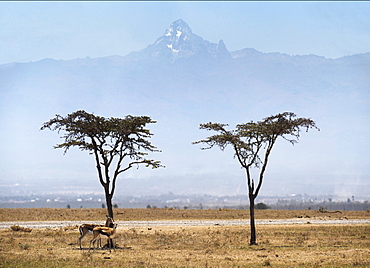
[{"xmin": 1, "ymin": 2, "xmax": 369, "ymax": 199}]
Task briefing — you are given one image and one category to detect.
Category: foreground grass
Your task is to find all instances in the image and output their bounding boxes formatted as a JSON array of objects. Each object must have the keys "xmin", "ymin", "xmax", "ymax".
[
  {"xmin": 1, "ymin": 223, "xmax": 369, "ymax": 267},
  {"xmin": 1, "ymin": 209, "xmax": 369, "ymax": 267}
]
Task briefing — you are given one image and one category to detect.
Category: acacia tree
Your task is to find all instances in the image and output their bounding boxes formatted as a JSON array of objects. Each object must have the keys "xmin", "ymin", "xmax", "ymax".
[
  {"xmin": 193, "ymin": 112, "xmax": 318, "ymax": 245},
  {"xmin": 41, "ymin": 110, "xmax": 163, "ymax": 219}
]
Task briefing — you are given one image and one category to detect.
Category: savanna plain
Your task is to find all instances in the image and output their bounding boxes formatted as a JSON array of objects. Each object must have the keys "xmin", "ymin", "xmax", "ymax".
[{"xmin": 0, "ymin": 208, "xmax": 369, "ymax": 267}]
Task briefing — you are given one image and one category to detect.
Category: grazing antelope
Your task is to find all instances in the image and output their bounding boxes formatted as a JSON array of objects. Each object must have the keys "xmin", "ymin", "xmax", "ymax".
[
  {"xmin": 78, "ymin": 215, "xmax": 114, "ymax": 250},
  {"xmin": 89, "ymin": 223, "xmax": 118, "ymax": 252}
]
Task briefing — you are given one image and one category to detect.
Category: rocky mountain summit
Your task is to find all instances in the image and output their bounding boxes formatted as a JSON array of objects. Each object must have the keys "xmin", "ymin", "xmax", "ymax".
[{"xmin": 128, "ymin": 19, "xmax": 231, "ymax": 64}]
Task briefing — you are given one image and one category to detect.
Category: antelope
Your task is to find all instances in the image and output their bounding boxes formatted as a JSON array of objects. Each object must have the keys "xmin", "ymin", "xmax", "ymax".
[
  {"xmin": 89, "ymin": 223, "xmax": 118, "ymax": 252},
  {"xmin": 78, "ymin": 215, "xmax": 114, "ymax": 250}
]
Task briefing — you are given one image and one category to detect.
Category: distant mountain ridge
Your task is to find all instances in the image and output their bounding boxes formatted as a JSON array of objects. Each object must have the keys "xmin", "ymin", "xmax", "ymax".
[
  {"xmin": 1, "ymin": 19, "xmax": 369, "ymax": 110},
  {"xmin": 2, "ymin": 18, "xmax": 369, "ymax": 69}
]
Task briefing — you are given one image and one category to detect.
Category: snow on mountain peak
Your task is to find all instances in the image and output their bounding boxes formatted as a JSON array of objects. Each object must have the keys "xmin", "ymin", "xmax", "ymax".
[
  {"xmin": 164, "ymin": 19, "xmax": 193, "ymax": 39},
  {"xmin": 143, "ymin": 19, "xmax": 231, "ymax": 64},
  {"xmin": 161, "ymin": 19, "xmax": 194, "ymax": 52}
]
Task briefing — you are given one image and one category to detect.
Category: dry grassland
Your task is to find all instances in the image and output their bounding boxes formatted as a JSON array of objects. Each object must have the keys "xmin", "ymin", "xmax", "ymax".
[
  {"xmin": 0, "ymin": 208, "xmax": 369, "ymax": 267},
  {"xmin": 1, "ymin": 208, "xmax": 369, "ymax": 221}
]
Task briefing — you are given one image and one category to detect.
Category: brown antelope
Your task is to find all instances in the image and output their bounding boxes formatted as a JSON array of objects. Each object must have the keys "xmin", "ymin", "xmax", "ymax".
[
  {"xmin": 89, "ymin": 223, "xmax": 118, "ymax": 252},
  {"xmin": 78, "ymin": 215, "xmax": 114, "ymax": 249}
]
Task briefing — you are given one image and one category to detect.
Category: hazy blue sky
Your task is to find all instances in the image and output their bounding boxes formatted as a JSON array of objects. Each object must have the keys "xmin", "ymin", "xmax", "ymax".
[{"xmin": 1, "ymin": 1, "xmax": 370, "ymax": 64}]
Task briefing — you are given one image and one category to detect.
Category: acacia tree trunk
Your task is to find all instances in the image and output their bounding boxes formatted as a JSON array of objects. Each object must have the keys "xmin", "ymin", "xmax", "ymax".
[
  {"xmin": 103, "ymin": 188, "xmax": 114, "ymax": 248},
  {"xmin": 247, "ymin": 144, "xmax": 273, "ymax": 245},
  {"xmin": 246, "ymin": 167, "xmax": 258, "ymax": 245},
  {"xmin": 104, "ymin": 188, "xmax": 114, "ymax": 220},
  {"xmin": 92, "ymin": 141, "xmax": 115, "ymax": 219},
  {"xmin": 249, "ymin": 193, "xmax": 257, "ymax": 245}
]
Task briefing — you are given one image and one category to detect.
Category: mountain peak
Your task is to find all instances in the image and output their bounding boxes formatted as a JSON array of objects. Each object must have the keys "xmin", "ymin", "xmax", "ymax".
[
  {"xmin": 164, "ymin": 19, "xmax": 193, "ymax": 40},
  {"xmin": 142, "ymin": 19, "xmax": 230, "ymax": 64},
  {"xmin": 158, "ymin": 19, "xmax": 198, "ymax": 54}
]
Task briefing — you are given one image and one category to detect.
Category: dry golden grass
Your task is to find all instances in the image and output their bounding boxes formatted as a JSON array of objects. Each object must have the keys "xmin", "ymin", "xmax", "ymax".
[
  {"xmin": 1, "ymin": 207, "xmax": 369, "ymax": 221},
  {"xmin": 1, "ymin": 223, "xmax": 369, "ymax": 267},
  {"xmin": 0, "ymin": 208, "xmax": 369, "ymax": 267}
]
